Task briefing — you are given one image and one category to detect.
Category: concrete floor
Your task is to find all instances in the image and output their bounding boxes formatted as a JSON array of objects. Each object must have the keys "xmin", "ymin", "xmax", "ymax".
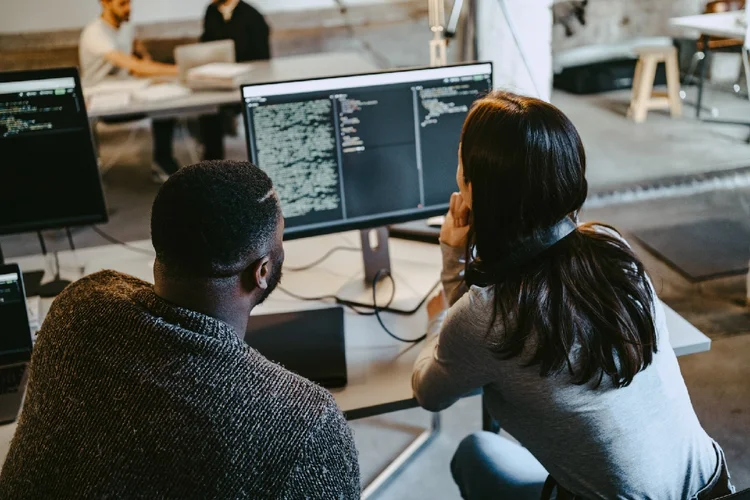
[
  {"xmin": 2, "ymin": 80, "xmax": 750, "ymax": 497},
  {"xmin": 555, "ymin": 85, "xmax": 750, "ymax": 190}
]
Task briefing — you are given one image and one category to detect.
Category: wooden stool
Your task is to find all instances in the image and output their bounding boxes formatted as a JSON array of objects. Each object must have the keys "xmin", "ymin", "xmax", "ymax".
[{"xmin": 628, "ymin": 46, "xmax": 682, "ymax": 123}]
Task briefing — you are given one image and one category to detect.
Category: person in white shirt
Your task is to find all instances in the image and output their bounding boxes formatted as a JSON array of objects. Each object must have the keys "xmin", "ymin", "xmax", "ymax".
[{"xmin": 79, "ymin": 0, "xmax": 180, "ymax": 182}]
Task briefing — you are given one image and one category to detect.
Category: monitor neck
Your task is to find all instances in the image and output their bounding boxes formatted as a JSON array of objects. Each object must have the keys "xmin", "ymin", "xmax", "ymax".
[{"xmin": 360, "ymin": 227, "xmax": 391, "ymax": 284}]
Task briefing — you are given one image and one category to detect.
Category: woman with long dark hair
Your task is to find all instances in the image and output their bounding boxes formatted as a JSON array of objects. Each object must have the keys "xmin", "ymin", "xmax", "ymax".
[{"xmin": 412, "ymin": 91, "xmax": 733, "ymax": 499}]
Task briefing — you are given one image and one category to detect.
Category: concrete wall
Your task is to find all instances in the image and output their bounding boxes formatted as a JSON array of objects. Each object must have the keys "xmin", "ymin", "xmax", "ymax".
[
  {"xmin": 478, "ymin": 0, "xmax": 554, "ymax": 101},
  {"xmin": 0, "ymin": 1, "xmax": 435, "ymax": 71},
  {"xmin": 0, "ymin": 0, "xmax": 393, "ymax": 34},
  {"xmin": 552, "ymin": 0, "xmax": 705, "ymax": 52}
]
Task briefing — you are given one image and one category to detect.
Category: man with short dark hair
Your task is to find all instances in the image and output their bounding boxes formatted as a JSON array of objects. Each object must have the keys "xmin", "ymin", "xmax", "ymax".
[
  {"xmin": 79, "ymin": 0, "xmax": 181, "ymax": 182},
  {"xmin": 0, "ymin": 161, "xmax": 361, "ymax": 498}
]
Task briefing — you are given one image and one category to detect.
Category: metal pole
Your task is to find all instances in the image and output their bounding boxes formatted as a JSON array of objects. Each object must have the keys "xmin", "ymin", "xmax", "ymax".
[
  {"xmin": 428, "ymin": 0, "xmax": 448, "ymax": 66},
  {"xmin": 361, "ymin": 413, "xmax": 441, "ymax": 499}
]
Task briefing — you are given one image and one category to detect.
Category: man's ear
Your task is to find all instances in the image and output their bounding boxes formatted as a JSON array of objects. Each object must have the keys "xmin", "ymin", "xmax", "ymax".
[{"xmin": 250, "ymin": 255, "xmax": 272, "ymax": 290}]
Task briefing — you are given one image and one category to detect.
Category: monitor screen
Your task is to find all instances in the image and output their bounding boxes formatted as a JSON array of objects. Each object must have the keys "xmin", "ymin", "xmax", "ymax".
[
  {"xmin": 0, "ymin": 68, "xmax": 107, "ymax": 236},
  {"xmin": 0, "ymin": 267, "xmax": 32, "ymax": 365},
  {"xmin": 241, "ymin": 62, "xmax": 493, "ymax": 239}
]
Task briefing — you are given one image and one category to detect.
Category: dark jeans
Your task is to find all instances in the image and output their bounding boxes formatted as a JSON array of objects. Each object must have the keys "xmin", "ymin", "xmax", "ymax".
[
  {"xmin": 199, "ymin": 104, "xmax": 241, "ymax": 161},
  {"xmin": 154, "ymin": 116, "xmax": 226, "ymax": 166},
  {"xmin": 104, "ymin": 116, "xmax": 224, "ymax": 175},
  {"xmin": 198, "ymin": 114, "xmax": 225, "ymax": 161},
  {"xmin": 152, "ymin": 118, "xmax": 178, "ymax": 173}
]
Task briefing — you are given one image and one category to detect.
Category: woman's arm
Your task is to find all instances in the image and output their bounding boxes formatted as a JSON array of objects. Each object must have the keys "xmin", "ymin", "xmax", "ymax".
[
  {"xmin": 440, "ymin": 192, "xmax": 471, "ymax": 305},
  {"xmin": 441, "ymin": 242, "xmax": 468, "ymax": 305},
  {"xmin": 412, "ymin": 291, "xmax": 497, "ymax": 412}
]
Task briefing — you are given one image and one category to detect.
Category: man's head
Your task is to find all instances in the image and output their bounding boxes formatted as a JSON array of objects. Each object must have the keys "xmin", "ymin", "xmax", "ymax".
[
  {"xmin": 101, "ymin": 0, "xmax": 131, "ymax": 24},
  {"xmin": 151, "ymin": 160, "xmax": 284, "ymax": 312}
]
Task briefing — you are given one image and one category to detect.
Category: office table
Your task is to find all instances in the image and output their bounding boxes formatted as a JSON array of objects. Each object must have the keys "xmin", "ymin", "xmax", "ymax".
[
  {"xmin": 0, "ymin": 233, "xmax": 712, "ymax": 498},
  {"xmin": 87, "ymin": 51, "xmax": 379, "ymax": 120},
  {"xmin": 669, "ymin": 12, "xmax": 748, "ymax": 125}
]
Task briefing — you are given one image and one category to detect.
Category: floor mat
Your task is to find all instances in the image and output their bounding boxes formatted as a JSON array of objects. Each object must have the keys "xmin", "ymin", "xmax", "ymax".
[{"xmin": 633, "ymin": 218, "xmax": 750, "ymax": 282}]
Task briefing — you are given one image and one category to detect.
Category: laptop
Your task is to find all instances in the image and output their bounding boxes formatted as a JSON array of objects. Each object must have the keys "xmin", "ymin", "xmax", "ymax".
[
  {"xmin": 0, "ymin": 264, "xmax": 34, "ymax": 424},
  {"xmin": 245, "ymin": 307, "xmax": 347, "ymax": 388},
  {"xmin": 174, "ymin": 40, "xmax": 237, "ymax": 86}
]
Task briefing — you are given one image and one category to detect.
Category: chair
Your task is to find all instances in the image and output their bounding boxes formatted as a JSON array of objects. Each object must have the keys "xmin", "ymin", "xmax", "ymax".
[
  {"xmin": 681, "ymin": 0, "xmax": 746, "ymax": 108},
  {"xmin": 628, "ymin": 46, "xmax": 682, "ymax": 123},
  {"xmin": 699, "ymin": 0, "xmax": 746, "ymax": 51}
]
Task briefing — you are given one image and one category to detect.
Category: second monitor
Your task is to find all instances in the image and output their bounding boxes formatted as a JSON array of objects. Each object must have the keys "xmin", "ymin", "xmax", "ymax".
[{"xmin": 241, "ymin": 62, "xmax": 493, "ymax": 310}]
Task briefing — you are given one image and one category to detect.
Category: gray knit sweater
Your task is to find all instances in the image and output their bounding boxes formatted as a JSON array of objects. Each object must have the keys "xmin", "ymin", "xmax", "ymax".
[{"xmin": 0, "ymin": 271, "xmax": 360, "ymax": 499}]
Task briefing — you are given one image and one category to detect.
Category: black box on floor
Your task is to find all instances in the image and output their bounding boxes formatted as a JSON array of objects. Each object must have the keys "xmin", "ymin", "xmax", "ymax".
[{"xmin": 554, "ymin": 58, "xmax": 667, "ymax": 95}]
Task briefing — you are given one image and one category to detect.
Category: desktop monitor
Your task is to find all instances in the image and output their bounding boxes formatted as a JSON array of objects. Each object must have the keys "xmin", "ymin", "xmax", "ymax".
[
  {"xmin": 241, "ymin": 62, "xmax": 493, "ymax": 311},
  {"xmin": 241, "ymin": 62, "xmax": 493, "ymax": 240},
  {"xmin": 0, "ymin": 68, "xmax": 107, "ymax": 237}
]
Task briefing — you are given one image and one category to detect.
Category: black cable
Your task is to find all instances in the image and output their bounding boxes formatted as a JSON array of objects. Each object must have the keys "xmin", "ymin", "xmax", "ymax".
[
  {"xmin": 36, "ymin": 231, "xmax": 61, "ymax": 281},
  {"xmin": 277, "ymin": 284, "xmax": 392, "ymax": 317},
  {"xmin": 372, "ymin": 269, "xmax": 427, "ymax": 343},
  {"xmin": 277, "ymin": 286, "xmax": 338, "ymax": 303},
  {"xmin": 36, "ymin": 231, "xmax": 47, "ymax": 256},
  {"xmin": 285, "ymin": 246, "xmax": 360, "ymax": 272},
  {"xmin": 335, "ymin": 275, "xmax": 439, "ymax": 316},
  {"xmin": 92, "ymin": 226, "xmax": 155, "ymax": 256},
  {"xmin": 65, "ymin": 227, "xmax": 76, "ymax": 251}
]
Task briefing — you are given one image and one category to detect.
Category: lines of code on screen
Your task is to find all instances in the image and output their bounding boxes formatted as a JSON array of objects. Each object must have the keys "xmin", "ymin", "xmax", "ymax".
[
  {"xmin": 251, "ymin": 99, "xmax": 344, "ymax": 226},
  {"xmin": 0, "ymin": 84, "xmax": 105, "ymax": 235},
  {"xmin": 417, "ymin": 80, "xmax": 490, "ymax": 207},
  {"xmin": 243, "ymin": 67, "xmax": 492, "ymax": 235},
  {"xmin": 0, "ymin": 90, "xmax": 79, "ymax": 138}
]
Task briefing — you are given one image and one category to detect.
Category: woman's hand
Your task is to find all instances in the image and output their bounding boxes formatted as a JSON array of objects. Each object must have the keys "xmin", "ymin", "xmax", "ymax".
[
  {"xmin": 439, "ymin": 192, "xmax": 471, "ymax": 248},
  {"xmin": 427, "ymin": 290, "xmax": 449, "ymax": 321}
]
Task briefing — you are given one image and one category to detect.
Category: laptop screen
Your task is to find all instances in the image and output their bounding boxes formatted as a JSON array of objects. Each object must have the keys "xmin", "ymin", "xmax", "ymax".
[
  {"xmin": 0, "ymin": 267, "xmax": 33, "ymax": 365},
  {"xmin": 245, "ymin": 307, "xmax": 347, "ymax": 388}
]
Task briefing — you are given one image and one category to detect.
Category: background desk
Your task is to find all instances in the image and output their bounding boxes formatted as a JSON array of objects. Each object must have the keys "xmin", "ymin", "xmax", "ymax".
[
  {"xmin": 0, "ymin": 233, "xmax": 712, "ymax": 497},
  {"xmin": 88, "ymin": 52, "xmax": 378, "ymax": 120},
  {"xmin": 670, "ymin": 12, "xmax": 746, "ymax": 40},
  {"xmin": 669, "ymin": 12, "xmax": 748, "ymax": 121}
]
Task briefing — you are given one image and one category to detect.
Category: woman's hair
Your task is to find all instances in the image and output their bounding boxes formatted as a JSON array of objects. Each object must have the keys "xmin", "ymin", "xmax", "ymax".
[{"xmin": 461, "ymin": 91, "xmax": 656, "ymax": 388}]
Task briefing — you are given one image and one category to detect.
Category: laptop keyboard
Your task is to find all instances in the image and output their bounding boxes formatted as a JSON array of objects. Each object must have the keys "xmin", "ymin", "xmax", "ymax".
[{"xmin": 0, "ymin": 366, "xmax": 25, "ymax": 396}]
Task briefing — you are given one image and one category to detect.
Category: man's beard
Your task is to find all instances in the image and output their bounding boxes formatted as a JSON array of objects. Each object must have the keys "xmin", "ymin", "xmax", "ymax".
[{"xmin": 257, "ymin": 259, "xmax": 283, "ymax": 305}]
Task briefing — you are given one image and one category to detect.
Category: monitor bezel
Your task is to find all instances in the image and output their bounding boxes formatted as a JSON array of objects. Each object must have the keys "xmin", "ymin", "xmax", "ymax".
[
  {"xmin": 0, "ymin": 67, "xmax": 108, "ymax": 236},
  {"xmin": 240, "ymin": 61, "xmax": 493, "ymax": 241}
]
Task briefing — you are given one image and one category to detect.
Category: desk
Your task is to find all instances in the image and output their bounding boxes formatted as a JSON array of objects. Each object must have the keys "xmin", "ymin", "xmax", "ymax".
[
  {"xmin": 1, "ymin": 233, "xmax": 711, "ymax": 498},
  {"xmin": 88, "ymin": 52, "xmax": 378, "ymax": 120},
  {"xmin": 670, "ymin": 12, "xmax": 746, "ymax": 39},
  {"xmin": 669, "ymin": 12, "xmax": 748, "ymax": 124}
]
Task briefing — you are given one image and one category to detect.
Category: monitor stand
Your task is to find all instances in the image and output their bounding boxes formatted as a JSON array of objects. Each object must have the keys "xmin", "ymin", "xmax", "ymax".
[{"xmin": 335, "ymin": 227, "xmax": 440, "ymax": 314}]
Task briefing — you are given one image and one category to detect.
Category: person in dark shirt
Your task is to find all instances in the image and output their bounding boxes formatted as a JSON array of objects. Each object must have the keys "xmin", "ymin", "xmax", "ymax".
[
  {"xmin": 201, "ymin": 0, "xmax": 271, "ymax": 62},
  {"xmin": 199, "ymin": 1, "xmax": 271, "ymax": 160}
]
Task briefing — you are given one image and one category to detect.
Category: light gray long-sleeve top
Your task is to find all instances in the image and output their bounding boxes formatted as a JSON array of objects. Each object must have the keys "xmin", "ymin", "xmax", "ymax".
[{"xmin": 412, "ymin": 242, "xmax": 719, "ymax": 500}]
